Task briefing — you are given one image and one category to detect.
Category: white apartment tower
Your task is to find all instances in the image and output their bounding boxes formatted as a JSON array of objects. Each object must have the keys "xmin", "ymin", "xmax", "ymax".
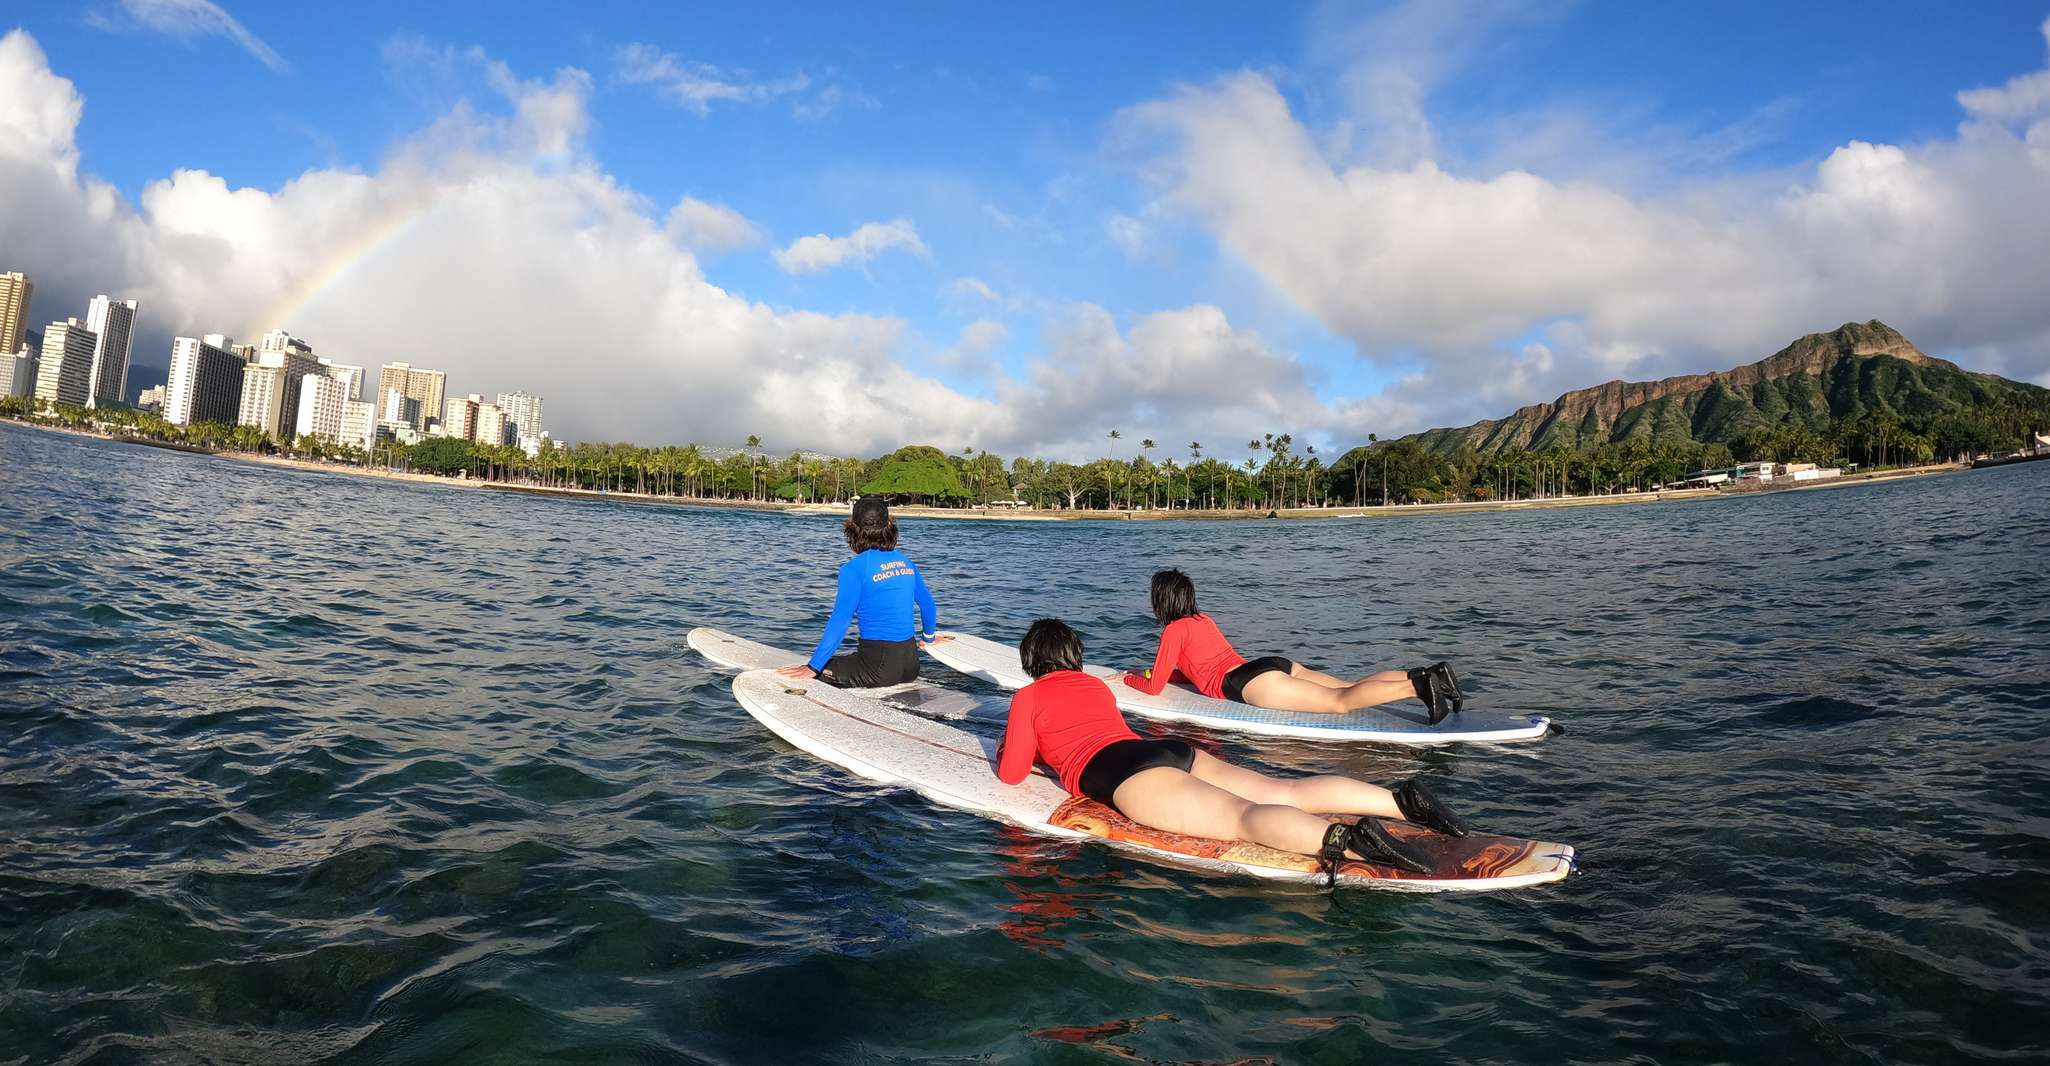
[
  {"xmin": 317, "ymin": 357, "xmax": 365, "ymax": 401},
  {"xmin": 0, "ymin": 346, "xmax": 34, "ymax": 399},
  {"xmin": 339, "ymin": 399, "xmax": 376, "ymax": 451},
  {"xmin": 496, "ymin": 391, "xmax": 543, "ymax": 444},
  {"xmin": 377, "ymin": 362, "xmax": 446, "ymax": 432},
  {"xmin": 382, "ymin": 387, "xmax": 422, "ymax": 428},
  {"xmin": 0, "ymin": 272, "xmax": 32, "ymax": 355},
  {"xmin": 474, "ymin": 401, "xmax": 508, "ymax": 447},
  {"xmin": 34, "ymin": 319, "xmax": 98, "ymax": 408},
  {"xmin": 165, "ymin": 335, "xmax": 246, "ymax": 425},
  {"xmin": 236, "ymin": 334, "xmax": 322, "ymax": 440},
  {"xmin": 83, "ymin": 295, "xmax": 138, "ymax": 408},
  {"xmin": 238, "ymin": 364, "xmax": 287, "ymax": 438},
  {"xmin": 443, "ymin": 394, "xmax": 479, "ymax": 440},
  {"xmin": 294, "ymin": 372, "xmax": 349, "ymax": 443}
]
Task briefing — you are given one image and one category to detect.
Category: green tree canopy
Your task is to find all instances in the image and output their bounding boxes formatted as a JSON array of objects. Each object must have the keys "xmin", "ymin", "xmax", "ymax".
[
  {"xmin": 861, "ymin": 445, "xmax": 970, "ymax": 503},
  {"xmin": 409, "ymin": 436, "xmax": 476, "ymax": 475}
]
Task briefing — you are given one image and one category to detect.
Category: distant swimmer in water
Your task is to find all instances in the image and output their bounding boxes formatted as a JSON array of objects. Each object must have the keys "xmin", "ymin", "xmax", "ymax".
[
  {"xmin": 998, "ymin": 619, "xmax": 1467, "ymax": 875},
  {"xmin": 777, "ymin": 497, "xmax": 940, "ymax": 688},
  {"xmin": 1123, "ymin": 569, "xmax": 1464, "ymax": 722}
]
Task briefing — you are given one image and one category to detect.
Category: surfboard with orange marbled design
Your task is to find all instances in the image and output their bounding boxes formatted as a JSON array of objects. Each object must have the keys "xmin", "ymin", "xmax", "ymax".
[{"xmin": 727, "ymin": 668, "xmax": 1576, "ymax": 891}]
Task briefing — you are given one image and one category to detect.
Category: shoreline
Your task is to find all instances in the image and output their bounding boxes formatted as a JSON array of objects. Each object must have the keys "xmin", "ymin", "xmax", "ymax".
[{"xmin": 0, "ymin": 416, "xmax": 1975, "ymax": 523}]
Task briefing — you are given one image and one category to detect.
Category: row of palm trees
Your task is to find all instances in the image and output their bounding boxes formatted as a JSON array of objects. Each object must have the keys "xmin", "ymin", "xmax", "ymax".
[{"xmin": 9, "ymin": 391, "xmax": 2043, "ymax": 510}]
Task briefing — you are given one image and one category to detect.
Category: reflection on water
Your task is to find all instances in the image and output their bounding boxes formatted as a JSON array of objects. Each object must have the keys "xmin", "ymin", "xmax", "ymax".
[{"xmin": 2, "ymin": 420, "xmax": 2047, "ymax": 1063}]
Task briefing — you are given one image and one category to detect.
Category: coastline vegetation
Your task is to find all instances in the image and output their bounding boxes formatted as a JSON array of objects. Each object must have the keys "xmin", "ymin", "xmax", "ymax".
[{"xmin": 5, "ymin": 391, "xmax": 2042, "ymax": 511}]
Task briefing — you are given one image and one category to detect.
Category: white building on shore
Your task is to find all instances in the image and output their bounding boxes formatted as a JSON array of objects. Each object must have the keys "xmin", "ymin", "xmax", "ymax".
[
  {"xmin": 294, "ymin": 372, "xmax": 350, "ymax": 443},
  {"xmin": 0, "ymin": 345, "xmax": 34, "ymax": 399},
  {"xmin": 339, "ymin": 399, "xmax": 376, "ymax": 451},
  {"xmin": 165, "ymin": 334, "xmax": 246, "ymax": 426},
  {"xmin": 33, "ymin": 318, "xmax": 98, "ymax": 408},
  {"xmin": 497, "ymin": 390, "xmax": 543, "ymax": 443},
  {"xmin": 83, "ymin": 295, "xmax": 137, "ymax": 409}
]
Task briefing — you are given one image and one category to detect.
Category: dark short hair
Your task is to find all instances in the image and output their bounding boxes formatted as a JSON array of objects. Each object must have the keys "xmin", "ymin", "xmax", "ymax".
[
  {"xmin": 844, "ymin": 501, "xmax": 899, "ymax": 552},
  {"xmin": 1019, "ymin": 618, "xmax": 1084, "ymax": 678},
  {"xmin": 1150, "ymin": 569, "xmax": 1198, "ymax": 625}
]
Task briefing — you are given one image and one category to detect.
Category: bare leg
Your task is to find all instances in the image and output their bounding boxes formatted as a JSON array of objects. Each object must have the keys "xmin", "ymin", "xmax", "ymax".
[
  {"xmin": 1290, "ymin": 663, "xmax": 1350, "ymax": 688},
  {"xmin": 1110, "ymin": 766, "xmax": 1350, "ymax": 858},
  {"xmin": 1292, "ymin": 664, "xmax": 1411, "ymax": 690},
  {"xmin": 1241, "ymin": 670, "xmax": 1416, "ymax": 714},
  {"xmin": 1185, "ymin": 749, "xmax": 1400, "ymax": 818}
]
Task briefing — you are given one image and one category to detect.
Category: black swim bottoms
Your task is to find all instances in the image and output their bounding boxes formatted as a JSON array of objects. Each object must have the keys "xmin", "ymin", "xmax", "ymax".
[
  {"xmin": 819, "ymin": 638, "xmax": 920, "ymax": 689},
  {"xmin": 1221, "ymin": 656, "xmax": 1294, "ymax": 703},
  {"xmin": 1078, "ymin": 738, "xmax": 1197, "ymax": 811}
]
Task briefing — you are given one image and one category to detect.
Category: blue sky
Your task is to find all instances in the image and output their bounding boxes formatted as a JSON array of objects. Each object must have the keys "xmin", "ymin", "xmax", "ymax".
[{"xmin": 5, "ymin": 2, "xmax": 2049, "ymax": 454}]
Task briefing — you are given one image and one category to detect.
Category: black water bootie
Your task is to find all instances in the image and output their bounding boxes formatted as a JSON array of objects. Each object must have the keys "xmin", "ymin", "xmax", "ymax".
[
  {"xmin": 1431, "ymin": 661, "xmax": 1466, "ymax": 714},
  {"xmin": 1343, "ymin": 818, "xmax": 1436, "ymax": 875},
  {"xmin": 1407, "ymin": 666, "xmax": 1454, "ymax": 725},
  {"xmin": 1317, "ymin": 822, "xmax": 1352, "ymax": 888},
  {"xmin": 1392, "ymin": 778, "xmax": 1470, "ymax": 838}
]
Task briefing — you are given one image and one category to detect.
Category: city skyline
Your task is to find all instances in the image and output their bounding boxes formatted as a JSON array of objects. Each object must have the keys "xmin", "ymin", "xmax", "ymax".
[
  {"xmin": 4, "ymin": 263, "xmax": 549, "ymax": 454},
  {"xmin": 1, "ymin": 5, "xmax": 2048, "ymax": 461}
]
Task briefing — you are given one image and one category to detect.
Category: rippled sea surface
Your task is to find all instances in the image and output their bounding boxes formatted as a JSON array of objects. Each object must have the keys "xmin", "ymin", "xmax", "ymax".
[{"xmin": 3, "ymin": 421, "xmax": 2047, "ymax": 1065}]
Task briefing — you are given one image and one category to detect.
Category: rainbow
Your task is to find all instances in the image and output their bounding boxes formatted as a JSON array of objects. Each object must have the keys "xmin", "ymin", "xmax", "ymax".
[{"xmin": 253, "ymin": 198, "xmax": 429, "ymax": 334}]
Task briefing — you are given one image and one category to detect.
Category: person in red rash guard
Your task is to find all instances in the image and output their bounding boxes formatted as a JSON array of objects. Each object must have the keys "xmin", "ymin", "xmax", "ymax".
[
  {"xmin": 1123, "ymin": 569, "xmax": 1467, "ymax": 723},
  {"xmin": 995, "ymin": 618, "xmax": 1472, "ymax": 875}
]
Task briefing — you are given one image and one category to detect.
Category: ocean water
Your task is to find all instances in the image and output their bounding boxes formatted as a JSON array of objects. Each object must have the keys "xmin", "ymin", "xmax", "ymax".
[{"xmin": 2, "ymin": 420, "xmax": 2046, "ymax": 1065}]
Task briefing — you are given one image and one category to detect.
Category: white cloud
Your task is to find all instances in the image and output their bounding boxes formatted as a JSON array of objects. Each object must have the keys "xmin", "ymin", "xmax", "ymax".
[
  {"xmin": 615, "ymin": 42, "xmax": 869, "ymax": 120},
  {"xmin": 665, "ymin": 196, "xmax": 764, "ymax": 255},
  {"xmin": 0, "ymin": 29, "xmax": 981, "ymax": 453},
  {"xmin": 1103, "ymin": 212, "xmax": 1153, "ymax": 261},
  {"xmin": 773, "ymin": 219, "xmax": 927, "ymax": 274},
  {"xmin": 1957, "ymin": 16, "xmax": 2050, "ymax": 120},
  {"xmin": 947, "ymin": 276, "xmax": 1024, "ymax": 312},
  {"xmin": 614, "ymin": 42, "xmax": 807, "ymax": 113},
  {"xmin": 0, "ymin": 29, "xmax": 1318, "ymax": 462},
  {"xmin": 92, "ymin": 0, "xmax": 290, "ymax": 73},
  {"xmin": 958, "ymin": 319, "xmax": 1008, "ymax": 356},
  {"xmin": 1118, "ymin": 25, "xmax": 2050, "ymax": 432}
]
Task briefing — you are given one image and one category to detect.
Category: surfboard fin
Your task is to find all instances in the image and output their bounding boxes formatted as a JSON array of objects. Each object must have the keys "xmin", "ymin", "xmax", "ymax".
[{"xmin": 1392, "ymin": 778, "xmax": 1469, "ymax": 837}]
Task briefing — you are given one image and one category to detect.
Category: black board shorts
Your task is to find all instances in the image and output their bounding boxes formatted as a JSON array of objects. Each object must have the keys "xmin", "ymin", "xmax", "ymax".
[
  {"xmin": 1221, "ymin": 656, "xmax": 1294, "ymax": 703},
  {"xmin": 819, "ymin": 638, "xmax": 920, "ymax": 689},
  {"xmin": 1079, "ymin": 738, "xmax": 1196, "ymax": 811}
]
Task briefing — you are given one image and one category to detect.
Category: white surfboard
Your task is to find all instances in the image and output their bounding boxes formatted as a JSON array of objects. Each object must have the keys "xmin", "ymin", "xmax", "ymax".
[
  {"xmin": 924, "ymin": 631, "xmax": 1550, "ymax": 744},
  {"xmin": 687, "ymin": 626, "xmax": 986, "ymax": 720},
  {"xmin": 731, "ymin": 670, "xmax": 1575, "ymax": 891}
]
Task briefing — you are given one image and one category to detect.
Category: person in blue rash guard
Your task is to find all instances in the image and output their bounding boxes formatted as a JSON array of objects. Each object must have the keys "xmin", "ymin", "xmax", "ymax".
[{"xmin": 777, "ymin": 497, "xmax": 940, "ymax": 688}]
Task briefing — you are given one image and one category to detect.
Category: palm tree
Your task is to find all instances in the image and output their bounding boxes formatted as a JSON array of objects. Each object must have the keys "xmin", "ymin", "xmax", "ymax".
[
  {"xmin": 746, "ymin": 433, "xmax": 763, "ymax": 499},
  {"xmin": 1139, "ymin": 439, "xmax": 1157, "ymax": 508},
  {"xmin": 1105, "ymin": 429, "xmax": 1121, "ymax": 509},
  {"xmin": 1187, "ymin": 442, "xmax": 1205, "ymax": 509}
]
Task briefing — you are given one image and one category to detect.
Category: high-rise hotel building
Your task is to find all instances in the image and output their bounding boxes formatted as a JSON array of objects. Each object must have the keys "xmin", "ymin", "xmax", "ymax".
[
  {"xmin": 239, "ymin": 331, "xmax": 322, "ymax": 440},
  {"xmin": 378, "ymin": 362, "xmax": 446, "ymax": 432},
  {"xmin": 165, "ymin": 334, "xmax": 247, "ymax": 426},
  {"xmin": 34, "ymin": 318, "xmax": 99, "ymax": 408},
  {"xmin": 316, "ymin": 357, "xmax": 365, "ymax": 401},
  {"xmin": 293, "ymin": 373, "xmax": 351, "ymax": 443},
  {"xmin": 0, "ymin": 272, "xmax": 32, "ymax": 356},
  {"xmin": 0, "ymin": 347, "xmax": 34, "ymax": 399},
  {"xmin": 83, "ymin": 295, "xmax": 138, "ymax": 408},
  {"xmin": 442, "ymin": 394, "xmax": 479, "ymax": 441},
  {"xmin": 474, "ymin": 401, "xmax": 508, "ymax": 446},
  {"xmin": 496, "ymin": 390, "xmax": 543, "ymax": 444}
]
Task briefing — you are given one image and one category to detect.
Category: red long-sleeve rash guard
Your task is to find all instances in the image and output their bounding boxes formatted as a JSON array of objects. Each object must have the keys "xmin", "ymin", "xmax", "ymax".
[
  {"xmin": 1122, "ymin": 614, "xmax": 1246, "ymax": 700},
  {"xmin": 996, "ymin": 671, "xmax": 1139, "ymax": 796}
]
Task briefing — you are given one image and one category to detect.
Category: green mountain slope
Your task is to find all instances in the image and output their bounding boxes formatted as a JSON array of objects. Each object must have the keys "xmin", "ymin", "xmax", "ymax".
[{"xmin": 1405, "ymin": 321, "xmax": 2047, "ymax": 455}]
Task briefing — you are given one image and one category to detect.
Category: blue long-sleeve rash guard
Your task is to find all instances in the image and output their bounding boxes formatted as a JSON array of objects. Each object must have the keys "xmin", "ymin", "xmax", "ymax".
[{"xmin": 806, "ymin": 549, "xmax": 939, "ymax": 670}]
